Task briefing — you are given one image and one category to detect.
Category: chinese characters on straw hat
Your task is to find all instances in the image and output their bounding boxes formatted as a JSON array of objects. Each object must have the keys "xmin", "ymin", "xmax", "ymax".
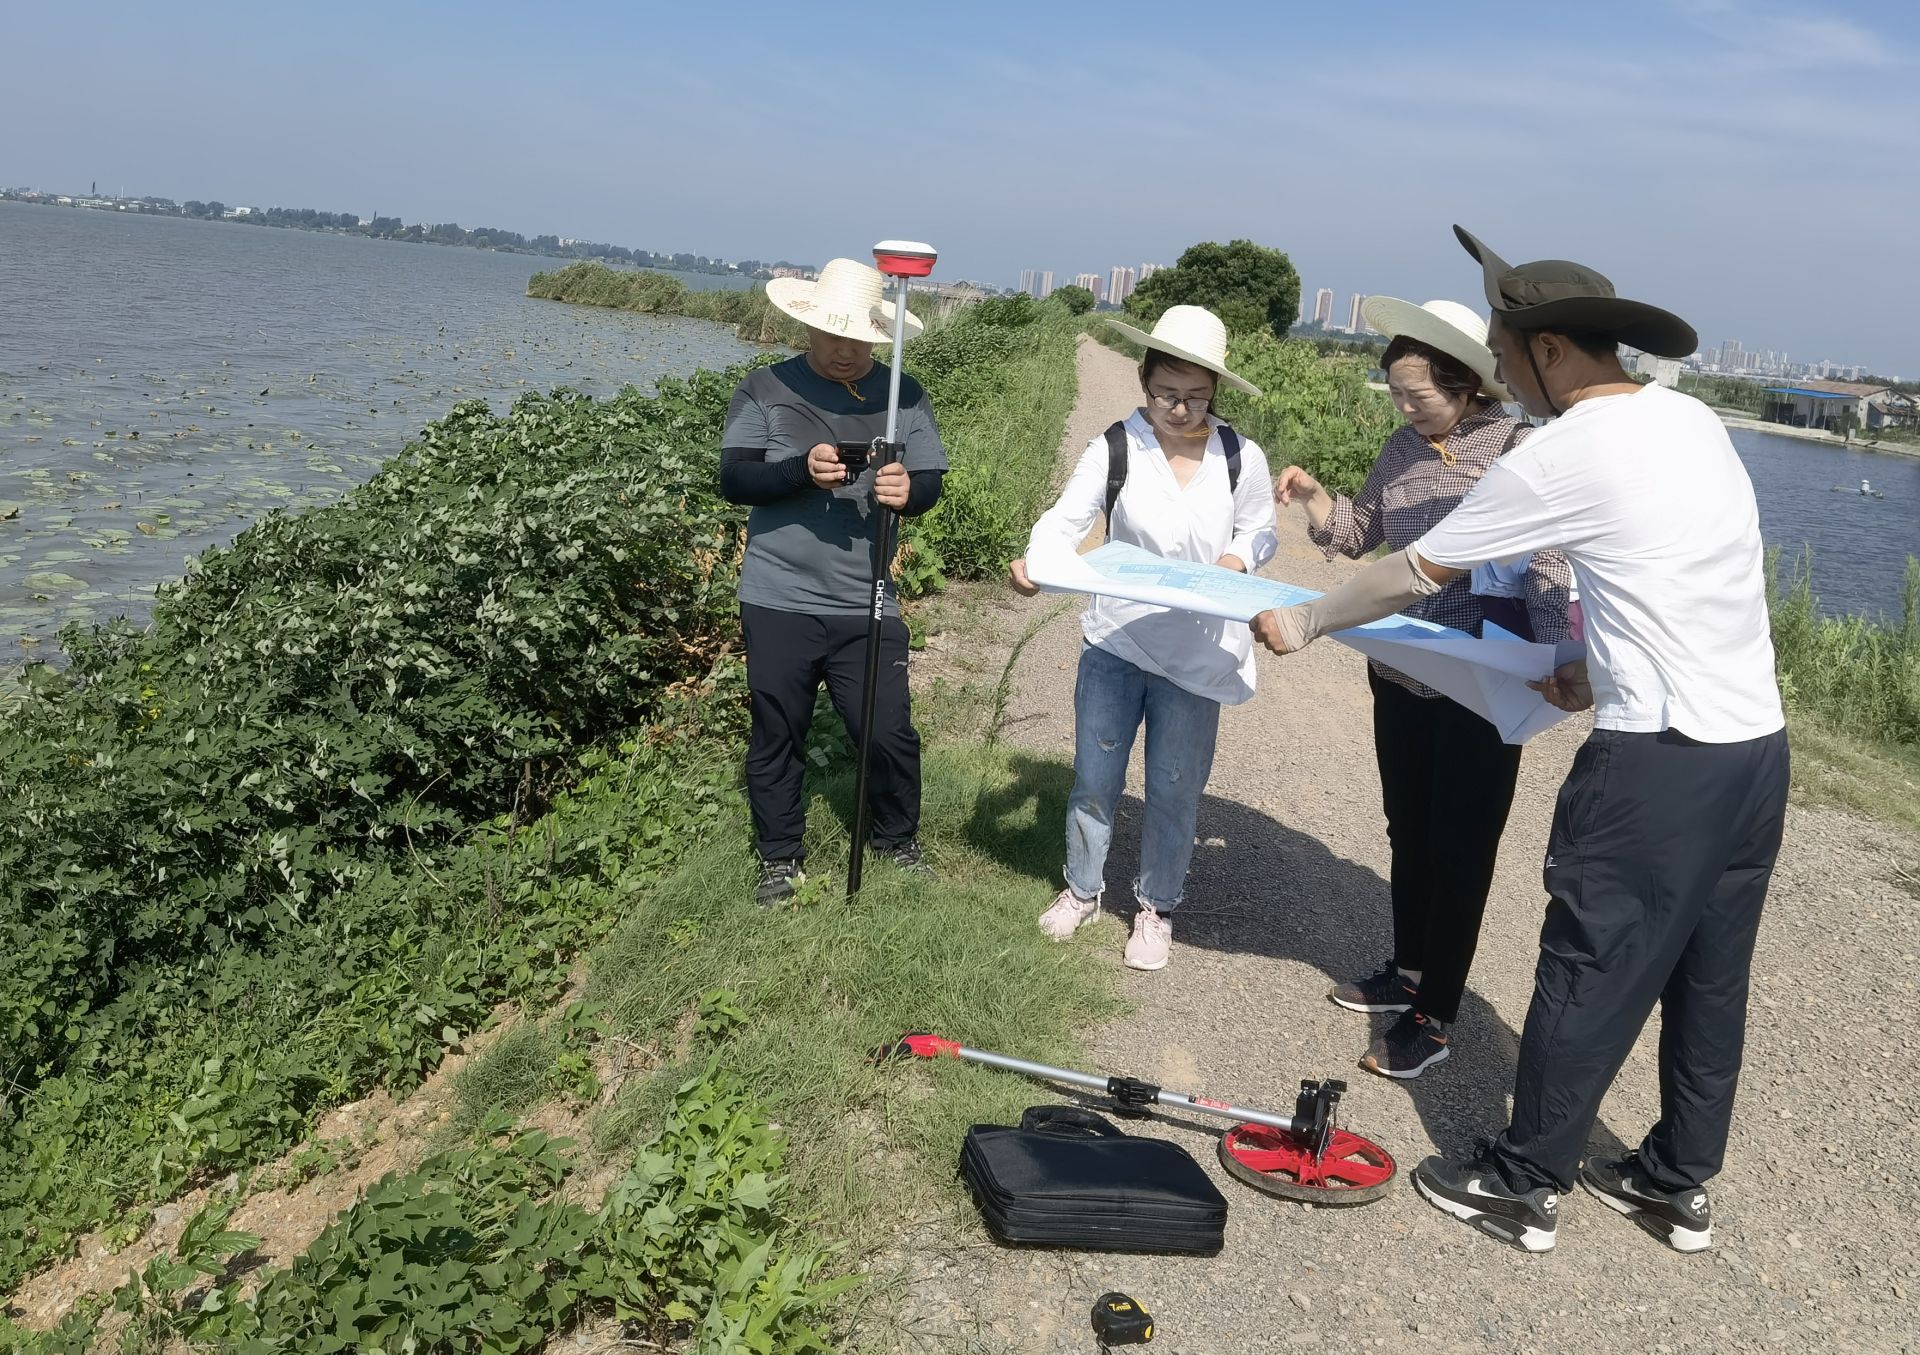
[
  {"xmin": 1363, "ymin": 296, "xmax": 1511, "ymax": 402},
  {"xmin": 1103, "ymin": 304, "xmax": 1263, "ymax": 397},
  {"xmin": 765, "ymin": 257, "xmax": 926, "ymax": 345}
]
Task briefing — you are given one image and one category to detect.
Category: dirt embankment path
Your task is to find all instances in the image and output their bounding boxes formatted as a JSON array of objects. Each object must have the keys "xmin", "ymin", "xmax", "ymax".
[{"xmin": 891, "ymin": 336, "xmax": 1918, "ymax": 1354}]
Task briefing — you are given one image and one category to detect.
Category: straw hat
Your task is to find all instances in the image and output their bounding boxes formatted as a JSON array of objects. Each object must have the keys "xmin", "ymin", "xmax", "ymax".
[
  {"xmin": 1363, "ymin": 296, "xmax": 1511, "ymax": 401},
  {"xmin": 1104, "ymin": 305, "xmax": 1262, "ymax": 397},
  {"xmin": 765, "ymin": 257, "xmax": 925, "ymax": 345}
]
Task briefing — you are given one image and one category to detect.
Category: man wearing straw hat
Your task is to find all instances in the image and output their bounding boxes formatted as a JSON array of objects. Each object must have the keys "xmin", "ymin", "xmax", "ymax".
[
  {"xmin": 719, "ymin": 258, "xmax": 946, "ymax": 907},
  {"xmin": 1253, "ymin": 228, "xmax": 1788, "ymax": 1257}
]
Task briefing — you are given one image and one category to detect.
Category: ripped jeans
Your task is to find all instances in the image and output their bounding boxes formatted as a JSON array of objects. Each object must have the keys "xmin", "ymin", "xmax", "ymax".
[{"xmin": 1064, "ymin": 642, "xmax": 1221, "ymax": 913}]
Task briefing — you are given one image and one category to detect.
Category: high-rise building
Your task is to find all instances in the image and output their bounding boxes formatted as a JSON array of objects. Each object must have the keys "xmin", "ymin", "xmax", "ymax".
[
  {"xmin": 1019, "ymin": 269, "xmax": 1038, "ymax": 297},
  {"xmin": 1073, "ymin": 271, "xmax": 1103, "ymax": 301},
  {"xmin": 1313, "ymin": 288, "xmax": 1335, "ymax": 327},
  {"xmin": 1347, "ymin": 293, "xmax": 1367, "ymax": 333},
  {"xmin": 1139, "ymin": 262, "xmax": 1161, "ymax": 281},
  {"xmin": 1038, "ymin": 270, "xmax": 1055, "ymax": 299},
  {"xmin": 1108, "ymin": 266, "xmax": 1138, "ymax": 306},
  {"xmin": 1299, "ymin": 292, "xmax": 1311, "ymax": 325}
]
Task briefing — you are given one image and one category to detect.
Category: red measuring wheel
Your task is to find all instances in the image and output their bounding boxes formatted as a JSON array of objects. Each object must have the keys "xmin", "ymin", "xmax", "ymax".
[{"xmin": 1218, "ymin": 1122, "xmax": 1397, "ymax": 1205}]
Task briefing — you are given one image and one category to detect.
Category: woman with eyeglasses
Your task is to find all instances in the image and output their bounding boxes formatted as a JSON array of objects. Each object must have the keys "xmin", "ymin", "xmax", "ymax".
[
  {"xmin": 1008, "ymin": 305, "xmax": 1276, "ymax": 971},
  {"xmin": 1271, "ymin": 297, "xmax": 1571, "ymax": 1079}
]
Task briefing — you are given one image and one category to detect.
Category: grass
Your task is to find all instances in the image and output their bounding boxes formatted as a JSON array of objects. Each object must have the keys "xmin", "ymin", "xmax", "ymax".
[
  {"xmin": 1783, "ymin": 711, "xmax": 1920, "ymax": 837},
  {"xmin": 452, "ymin": 742, "xmax": 1125, "ymax": 1254},
  {"xmin": 1771, "ymin": 552, "xmax": 1920, "ymax": 746}
]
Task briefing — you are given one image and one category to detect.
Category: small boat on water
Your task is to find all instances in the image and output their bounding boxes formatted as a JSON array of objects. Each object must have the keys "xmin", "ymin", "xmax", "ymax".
[{"xmin": 1829, "ymin": 478, "xmax": 1885, "ymax": 498}]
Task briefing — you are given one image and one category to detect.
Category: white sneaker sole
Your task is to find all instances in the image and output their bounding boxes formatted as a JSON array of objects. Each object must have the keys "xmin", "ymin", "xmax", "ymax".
[
  {"xmin": 1581, "ymin": 1178, "xmax": 1713, "ymax": 1253},
  {"xmin": 1123, "ymin": 950, "xmax": 1170, "ymax": 972},
  {"xmin": 1329, "ymin": 995, "xmax": 1414, "ymax": 1014},
  {"xmin": 1414, "ymin": 1174, "xmax": 1556, "ymax": 1253}
]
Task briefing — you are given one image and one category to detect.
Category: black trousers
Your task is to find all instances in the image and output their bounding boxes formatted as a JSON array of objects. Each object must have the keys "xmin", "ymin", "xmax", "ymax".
[
  {"xmin": 1369, "ymin": 666, "xmax": 1523, "ymax": 1024},
  {"xmin": 741, "ymin": 602, "xmax": 921, "ymax": 863},
  {"xmin": 1491, "ymin": 726, "xmax": 1790, "ymax": 1194}
]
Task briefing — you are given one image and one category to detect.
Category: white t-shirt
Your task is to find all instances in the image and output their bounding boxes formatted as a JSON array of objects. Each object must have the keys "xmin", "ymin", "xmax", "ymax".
[
  {"xmin": 1026, "ymin": 411, "xmax": 1277, "ymax": 705},
  {"xmin": 1414, "ymin": 384, "xmax": 1784, "ymax": 743}
]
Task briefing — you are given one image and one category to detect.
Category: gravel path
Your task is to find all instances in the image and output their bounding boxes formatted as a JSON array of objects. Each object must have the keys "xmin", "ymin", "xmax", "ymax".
[{"xmin": 885, "ymin": 337, "xmax": 1919, "ymax": 1354}]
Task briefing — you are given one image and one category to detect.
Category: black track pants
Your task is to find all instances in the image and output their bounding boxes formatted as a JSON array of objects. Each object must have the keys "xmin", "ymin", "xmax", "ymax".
[
  {"xmin": 1490, "ymin": 726, "xmax": 1790, "ymax": 1194},
  {"xmin": 741, "ymin": 602, "xmax": 921, "ymax": 863},
  {"xmin": 1369, "ymin": 667, "xmax": 1524, "ymax": 1024}
]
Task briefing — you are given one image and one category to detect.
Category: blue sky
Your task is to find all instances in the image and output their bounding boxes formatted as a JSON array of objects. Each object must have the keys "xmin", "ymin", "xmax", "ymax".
[{"xmin": 8, "ymin": 0, "xmax": 1916, "ymax": 375}]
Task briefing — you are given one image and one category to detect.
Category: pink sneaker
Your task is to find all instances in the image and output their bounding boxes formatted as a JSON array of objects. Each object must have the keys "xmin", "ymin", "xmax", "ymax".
[
  {"xmin": 1038, "ymin": 886, "xmax": 1100, "ymax": 940},
  {"xmin": 1124, "ymin": 906, "xmax": 1172, "ymax": 971}
]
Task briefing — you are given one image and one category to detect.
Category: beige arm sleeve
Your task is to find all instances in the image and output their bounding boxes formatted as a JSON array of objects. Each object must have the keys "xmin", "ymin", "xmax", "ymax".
[{"xmin": 1264, "ymin": 546, "xmax": 1445, "ymax": 651}]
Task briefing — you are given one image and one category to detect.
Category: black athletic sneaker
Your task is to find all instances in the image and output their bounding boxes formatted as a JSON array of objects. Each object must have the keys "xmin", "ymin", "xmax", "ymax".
[
  {"xmin": 755, "ymin": 858, "xmax": 805, "ymax": 908},
  {"xmin": 1329, "ymin": 961, "xmax": 1416, "ymax": 1014},
  {"xmin": 1412, "ymin": 1148, "xmax": 1559, "ymax": 1253},
  {"xmin": 1580, "ymin": 1153, "xmax": 1713, "ymax": 1253},
  {"xmin": 880, "ymin": 839, "xmax": 935, "ymax": 876},
  {"xmin": 1360, "ymin": 1011, "xmax": 1451, "ymax": 1079}
]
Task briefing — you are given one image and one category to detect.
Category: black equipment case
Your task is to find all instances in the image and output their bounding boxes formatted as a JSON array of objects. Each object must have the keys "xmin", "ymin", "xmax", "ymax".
[{"xmin": 959, "ymin": 1105, "xmax": 1228, "ymax": 1254}]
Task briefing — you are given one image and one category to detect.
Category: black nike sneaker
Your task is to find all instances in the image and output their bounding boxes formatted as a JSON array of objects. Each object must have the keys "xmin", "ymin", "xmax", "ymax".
[
  {"xmin": 1580, "ymin": 1153, "xmax": 1713, "ymax": 1253},
  {"xmin": 1328, "ymin": 960, "xmax": 1416, "ymax": 1014},
  {"xmin": 1412, "ymin": 1148, "xmax": 1559, "ymax": 1253}
]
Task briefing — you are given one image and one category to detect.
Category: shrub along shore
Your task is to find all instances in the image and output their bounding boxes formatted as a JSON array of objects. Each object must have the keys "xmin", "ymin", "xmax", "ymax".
[{"xmin": 527, "ymin": 260, "xmax": 813, "ymax": 347}]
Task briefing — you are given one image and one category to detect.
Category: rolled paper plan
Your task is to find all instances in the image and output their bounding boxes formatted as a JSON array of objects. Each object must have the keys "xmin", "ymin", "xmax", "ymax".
[{"xmin": 1023, "ymin": 540, "xmax": 1574, "ymax": 745}]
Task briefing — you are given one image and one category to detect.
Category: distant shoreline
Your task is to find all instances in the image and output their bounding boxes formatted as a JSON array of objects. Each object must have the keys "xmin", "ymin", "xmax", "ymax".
[
  {"xmin": 1718, "ymin": 413, "xmax": 1920, "ymax": 461},
  {"xmin": 0, "ymin": 192, "xmax": 764, "ymax": 281}
]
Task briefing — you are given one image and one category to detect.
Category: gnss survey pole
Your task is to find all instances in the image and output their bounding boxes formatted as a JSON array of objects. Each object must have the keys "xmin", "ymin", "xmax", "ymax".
[{"xmin": 846, "ymin": 240, "xmax": 937, "ymax": 898}]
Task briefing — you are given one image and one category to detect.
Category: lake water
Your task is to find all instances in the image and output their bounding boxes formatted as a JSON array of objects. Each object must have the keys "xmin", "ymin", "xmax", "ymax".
[
  {"xmin": 1726, "ymin": 426, "xmax": 1919, "ymax": 619},
  {"xmin": 0, "ymin": 200, "xmax": 766, "ymax": 650}
]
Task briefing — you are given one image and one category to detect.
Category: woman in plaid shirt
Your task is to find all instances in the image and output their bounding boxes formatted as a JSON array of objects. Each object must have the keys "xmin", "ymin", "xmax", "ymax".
[{"xmin": 1275, "ymin": 298, "xmax": 1572, "ymax": 1079}]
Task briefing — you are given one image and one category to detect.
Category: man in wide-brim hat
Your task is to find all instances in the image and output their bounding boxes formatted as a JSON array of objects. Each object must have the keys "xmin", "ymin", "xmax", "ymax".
[
  {"xmin": 1252, "ymin": 227, "xmax": 1788, "ymax": 1258},
  {"xmin": 718, "ymin": 258, "xmax": 946, "ymax": 907}
]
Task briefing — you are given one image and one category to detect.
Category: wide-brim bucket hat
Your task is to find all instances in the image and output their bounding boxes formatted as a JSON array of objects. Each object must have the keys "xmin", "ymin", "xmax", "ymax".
[
  {"xmin": 1454, "ymin": 225, "xmax": 1697, "ymax": 359},
  {"xmin": 766, "ymin": 257, "xmax": 925, "ymax": 344},
  {"xmin": 1104, "ymin": 304, "xmax": 1262, "ymax": 396},
  {"xmin": 1363, "ymin": 296, "xmax": 1511, "ymax": 401}
]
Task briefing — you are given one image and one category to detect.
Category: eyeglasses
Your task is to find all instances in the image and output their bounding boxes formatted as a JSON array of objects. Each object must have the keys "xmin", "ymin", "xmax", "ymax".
[{"xmin": 1147, "ymin": 390, "xmax": 1211, "ymax": 414}]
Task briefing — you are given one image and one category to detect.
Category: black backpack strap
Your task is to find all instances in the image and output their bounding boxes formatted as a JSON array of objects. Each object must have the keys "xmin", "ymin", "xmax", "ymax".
[
  {"xmin": 1217, "ymin": 422, "xmax": 1242, "ymax": 494},
  {"xmin": 1498, "ymin": 420, "xmax": 1527, "ymax": 455},
  {"xmin": 1103, "ymin": 421, "xmax": 1129, "ymax": 522}
]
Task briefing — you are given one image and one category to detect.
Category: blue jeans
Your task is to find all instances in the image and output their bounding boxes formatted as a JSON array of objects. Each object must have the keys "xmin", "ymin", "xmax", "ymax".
[{"xmin": 1064, "ymin": 643, "xmax": 1221, "ymax": 913}]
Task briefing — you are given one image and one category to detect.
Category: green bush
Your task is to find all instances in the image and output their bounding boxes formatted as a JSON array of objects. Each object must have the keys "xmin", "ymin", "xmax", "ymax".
[
  {"xmin": 0, "ymin": 717, "xmax": 738, "ymax": 1291},
  {"xmin": 1, "ymin": 374, "xmax": 749, "ymax": 1086},
  {"xmin": 1215, "ymin": 331, "xmax": 1403, "ymax": 494},
  {"xmin": 529, "ymin": 262, "xmax": 808, "ymax": 346},
  {"xmin": 904, "ymin": 310, "xmax": 1078, "ymax": 581},
  {"xmin": 8, "ymin": 1068, "xmax": 842, "ymax": 1355},
  {"xmin": 0, "ymin": 369, "xmax": 762, "ymax": 1290}
]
